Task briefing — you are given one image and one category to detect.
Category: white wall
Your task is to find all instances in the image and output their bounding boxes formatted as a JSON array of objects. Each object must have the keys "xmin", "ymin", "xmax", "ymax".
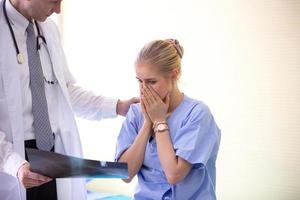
[{"xmin": 58, "ymin": 0, "xmax": 300, "ymax": 199}]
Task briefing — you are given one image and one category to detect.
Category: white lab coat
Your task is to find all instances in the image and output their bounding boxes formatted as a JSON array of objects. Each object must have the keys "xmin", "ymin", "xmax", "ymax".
[{"xmin": 0, "ymin": 1, "xmax": 117, "ymax": 199}]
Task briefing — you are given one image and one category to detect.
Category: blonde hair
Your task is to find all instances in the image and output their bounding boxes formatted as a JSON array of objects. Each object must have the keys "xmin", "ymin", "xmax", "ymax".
[{"xmin": 135, "ymin": 39, "xmax": 184, "ymax": 76}]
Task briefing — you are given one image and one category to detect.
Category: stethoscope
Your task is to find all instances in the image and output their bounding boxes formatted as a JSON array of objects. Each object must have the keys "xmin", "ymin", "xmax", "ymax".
[
  {"xmin": 3, "ymin": 0, "xmax": 47, "ymax": 65},
  {"xmin": 3, "ymin": 0, "xmax": 57, "ymax": 84}
]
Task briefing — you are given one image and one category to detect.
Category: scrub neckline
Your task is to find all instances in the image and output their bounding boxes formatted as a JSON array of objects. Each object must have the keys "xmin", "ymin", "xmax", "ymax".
[{"xmin": 167, "ymin": 93, "xmax": 187, "ymax": 122}]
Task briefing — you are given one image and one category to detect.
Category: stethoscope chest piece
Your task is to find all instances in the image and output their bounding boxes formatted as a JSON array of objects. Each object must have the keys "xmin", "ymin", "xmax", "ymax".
[{"xmin": 17, "ymin": 53, "xmax": 24, "ymax": 64}]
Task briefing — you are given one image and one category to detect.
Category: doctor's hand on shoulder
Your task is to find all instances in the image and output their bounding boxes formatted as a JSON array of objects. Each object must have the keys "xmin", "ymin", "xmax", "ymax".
[
  {"xmin": 117, "ymin": 97, "xmax": 140, "ymax": 116},
  {"xmin": 17, "ymin": 162, "xmax": 52, "ymax": 189}
]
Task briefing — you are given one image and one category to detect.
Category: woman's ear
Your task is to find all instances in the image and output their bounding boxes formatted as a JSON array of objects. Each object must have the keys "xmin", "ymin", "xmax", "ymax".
[{"xmin": 171, "ymin": 68, "xmax": 180, "ymax": 81}]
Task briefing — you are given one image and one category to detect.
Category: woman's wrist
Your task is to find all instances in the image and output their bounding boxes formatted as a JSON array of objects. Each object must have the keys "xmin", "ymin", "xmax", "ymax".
[
  {"xmin": 152, "ymin": 117, "xmax": 167, "ymax": 126},
  {"xmin": 142, "ymin": 121, "xmax": 153, "ymax": 130},
  {"xmin": 140, "ymin": 122, "xmax": 153, "ymax": 139},
  {"xmin": 153, "ymin": 120, "xmax": 169, "ymax": 134}
]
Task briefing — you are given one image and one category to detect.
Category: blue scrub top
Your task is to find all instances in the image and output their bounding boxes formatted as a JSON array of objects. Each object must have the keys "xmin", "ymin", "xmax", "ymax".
[{"xmin": 115, "ymin": 95, "xmax": 221, "ymax": 200}]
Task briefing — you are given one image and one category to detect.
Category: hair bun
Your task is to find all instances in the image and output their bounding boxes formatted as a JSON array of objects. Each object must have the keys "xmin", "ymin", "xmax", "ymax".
[{"xmin": 166, "ymin": 39, "xmax": 184, "ymax": 58}]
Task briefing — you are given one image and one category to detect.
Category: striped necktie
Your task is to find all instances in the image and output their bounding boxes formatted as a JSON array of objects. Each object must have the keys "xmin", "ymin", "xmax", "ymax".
[{"xmin": 26, "ymin": 22, "xmax": 54, "ymax": 151}]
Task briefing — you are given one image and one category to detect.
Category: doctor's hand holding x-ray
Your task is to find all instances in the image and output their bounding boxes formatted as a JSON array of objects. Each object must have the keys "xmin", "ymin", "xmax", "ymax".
[
  {"xmin": 17, "ymin": 162, "xmax": 52, "ymax": 189},
  {"xmin": 0, "ymin": 0, "xmax": 138, "ymax": 199}
]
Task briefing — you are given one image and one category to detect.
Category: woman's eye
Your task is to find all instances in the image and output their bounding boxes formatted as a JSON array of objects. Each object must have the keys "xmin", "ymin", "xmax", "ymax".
[{"xmin": 148, "ymin": 81, "xmax": 157, "ymax": 85}]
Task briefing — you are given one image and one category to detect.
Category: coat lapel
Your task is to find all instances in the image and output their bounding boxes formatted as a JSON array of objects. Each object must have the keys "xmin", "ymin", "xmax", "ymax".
[
  {"xmin": 0, "ymin": 17, "xmax": 25, "ymax": 154},
  {"xmin": 40, "ymin": 21, "xmax": 70, "ymax": 100}
]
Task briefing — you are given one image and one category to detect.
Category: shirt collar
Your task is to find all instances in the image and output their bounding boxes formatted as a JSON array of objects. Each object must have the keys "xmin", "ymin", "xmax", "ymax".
[{"xmin": 5, "ymin": 0, "xmax": 30, "ymax": 35}]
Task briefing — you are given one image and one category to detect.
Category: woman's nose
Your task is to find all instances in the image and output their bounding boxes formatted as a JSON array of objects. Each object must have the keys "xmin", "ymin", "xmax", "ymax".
[{"xmin": 140, "ymin": 82, "xmax": 146, "ymax": 88}]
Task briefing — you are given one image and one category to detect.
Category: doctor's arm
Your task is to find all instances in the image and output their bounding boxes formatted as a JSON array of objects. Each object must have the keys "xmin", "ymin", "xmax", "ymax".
[
  {"xmin": 0, "ymin": 131, "xmax": 51, "ymax": 188},
  {"xmin": 68, "ymin": 84, "xmax": 139, "ymax": 120},
  {"xmin": 0, "ymin": 131, "xmax": 27, "ymax": 177}
]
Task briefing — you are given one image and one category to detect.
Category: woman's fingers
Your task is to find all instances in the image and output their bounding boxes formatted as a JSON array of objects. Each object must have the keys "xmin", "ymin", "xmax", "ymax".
[
  {"xmin": 147, "ymin": 85, "xmax": 161, "ymax": 101},
  {"xmin": 165, "ymin": 93, "xmax": 170, "ymax": 107},
  {"xmin": 142, "ymin": 86, "xmax": 155, "ymax": 103},
  {"xmin": 141, "ymin": 93, "xmax": 149, "ymax": 107},
  {"xmin": 140, "ymin": 97, "xmax": 147, "ymax": 113},
  {"xmin": 140, "ymin": 85, "xmax": 169, "ymax": 123}
]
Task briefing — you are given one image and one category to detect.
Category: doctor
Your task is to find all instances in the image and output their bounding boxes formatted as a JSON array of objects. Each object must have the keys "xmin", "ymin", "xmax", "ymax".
[{"xmin": 0, "ymin": 0, "xmax": 138, "ymax": 199}]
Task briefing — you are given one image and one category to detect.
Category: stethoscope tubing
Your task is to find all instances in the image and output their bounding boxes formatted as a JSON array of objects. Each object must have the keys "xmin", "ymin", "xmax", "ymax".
[
  {"xmin": 3, "ymin": 0, "xmax": 20, "ymax": 56},
  {"xmin": 2, "ymin": 0, "xmax": 47, "ymax": 55}
]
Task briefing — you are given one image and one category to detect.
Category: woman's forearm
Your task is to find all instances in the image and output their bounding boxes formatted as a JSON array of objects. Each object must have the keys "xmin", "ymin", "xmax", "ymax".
[
  {"xmin": 155, "ymin": 131, "xmax": 178, "ymax": 172},
  {"xmin": 155, "ymin": 130, "xmax": 191, "ymax": 184},
  {"xmin": 118, "ymin": 123, "xmax": 152, "ymax": 182}
]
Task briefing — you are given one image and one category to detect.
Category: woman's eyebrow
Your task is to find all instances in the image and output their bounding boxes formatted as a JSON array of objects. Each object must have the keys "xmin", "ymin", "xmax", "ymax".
[{"xmin": 136, "ymin": 77, "xmax": 156, "ymax": 81}]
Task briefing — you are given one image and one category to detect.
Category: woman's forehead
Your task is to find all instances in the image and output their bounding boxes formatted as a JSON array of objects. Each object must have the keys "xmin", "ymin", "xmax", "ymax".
[{"xmin": 135, "ymin": 63, "xmax": 160, "ymax": 76}]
